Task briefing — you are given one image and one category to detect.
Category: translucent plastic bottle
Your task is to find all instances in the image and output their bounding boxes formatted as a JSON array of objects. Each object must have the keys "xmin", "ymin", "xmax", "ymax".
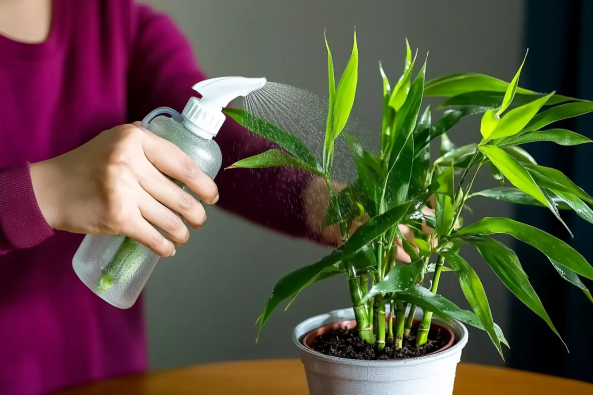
[{"xmin": 73, "ymin": 77, "xmax": 266, "ymax": 309}]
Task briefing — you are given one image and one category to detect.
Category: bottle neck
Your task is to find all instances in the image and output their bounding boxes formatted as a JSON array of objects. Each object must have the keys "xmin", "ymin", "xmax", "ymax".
[{"xmin": 182, "ymin": 117, "xmax": 215, "ymax": 140}]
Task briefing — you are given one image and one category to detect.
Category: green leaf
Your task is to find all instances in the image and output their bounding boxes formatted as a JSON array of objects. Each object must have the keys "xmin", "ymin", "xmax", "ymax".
[
  {"xmin": 362, "ymin": 262, "xmax": 421, "ymax": 302},
  {"xmin": 435, "ymin": 144, "xmax": 478, "ymax": 168},
  {"xmin": 414, "ymin": 106, "xmax": 489, "ymax": 156},
  {"xmin": 380, "ymin": 61, "xmax": 394, "ymax": 157},
  {"xmin": 480, "ymin": 109, "xmax": 500, "ymax": 139},
  {"xmin": 504, "ymin": 146, "xmax": 537, "ymax": 165},
  {"xmin": 440, "ymin": 133, "xmax": 456, "ymax": 156},
  {"xmin": 350, "ymin": 244, "xmax": 378, "ymax": 272},
  {"xmin": 388, "ymin": 59, "xmax": 426, "ymax": 165},
  {"xmin": 499, "ymin": 129, "xmax": 592, "ymax": 147},
  {"xmin": 523, "ymin": 163, "xmax": 593, "ymax": 205},
  {"xmin": 485, "ymin": 93, "xmax": 555, "ymax": 140},
  {"xmin": 434, "ymin": 164, "xmax": 455, "ymax": 198},
  {"xmin": 324, "ymin": 30, "xmax": 336, "ymax": 105},
  {"xmin": 470, "ymin": 187, "xmax": 571, "ymax": 210},
  {"xmin": 398, "ymin": 285, "xmax": 510, "ymax": 348},
  {"xmin": 414, "ymin": 239, "xmax": 432, "ymax": 257},
  {"xmin": 258, "ymin": 248, "xmax": 353, "ymax": 335},
  {"xmin": 479, "ymin": 146, "xmax": 564, "ymax": 227},
  {"xmin": 344, "ymin": 134, "xmax": 382, "ymax": 211},
  {"xmin": 389, "ymin": 41, "xmax": 416, "ymax": 111},
  {"xmin": 479, "ymin": 52, "xmax": 529, "ymax": 139},
  {"xmin": 285, "ymin": 266, "xmax": 341, "ymax": 311},
  {"xmin": 497, "ymin": 52, "xmax": 528, "ymax": 117},
  {"xmin": 223, "ymin": 108, "xmax": 318, "ymax": 168},
  {"xmin": 490, "ymin": 162, "xmax": 505, "ymax": 187},
  {"xmin": 424, "ymin": 73, "xmax": 534, "ymax": 97},
  {"xmin": 344, "ymin": 134, "xmax": 383, "ymax": 175},
  {"xmin": 551, "ymin": 190, "xmax": 593, "ymax": 225},
  {"xmin": 385, "ymin": 134, "xmax": 414, "ymax": 209},
  {"xmin": 323, "ymin": 31, "xmax": 336, "ymax": 176},
  {"xmin": 441, "ymin": 251, "xmax": 501, "ymax": 356},
  {"xmin": 435, "ymin": 166, "xmax": 454, "ymax": 237},
  {"xmin": 523, "ymin": 102, "xmax": 593, "ymax": 131},
  {"xmin": 410, "ymin": 108, "xmax": 432, "ymax": 194},
  {"xmin": 346, "ymin": 201, "xmax": 414, "ymax": 253},
  {"xmin": 426, "ymin": 262, "xmax": 453, "ymax": 273},
  {"xmin": 227, "ymin": 149, "xmax": 323, "ymax": 176},
  {"xmin": 332, "ymin": 31, "xmax": 358, "ymax": 138},
  {"xmin": 452, "ymin": 217, "xmax": 593, "ymax": 281},
  {"xmin": 395, "ymin": 226, "xmax": 422, "ymax": 262},
  {"xmin": 437, "ymin": 91, "xmax": 578, "ymax": 110},
  {"xmin": 549, "ymin": 259, "xmax": 593, "ymax": 304},
  {"xmin": 323, "ymin": 184, "xmax": 364, "ymax": 228},
  {"xmin": 463, "ymin": 235, "xmax": 564, "ymax": 346}
]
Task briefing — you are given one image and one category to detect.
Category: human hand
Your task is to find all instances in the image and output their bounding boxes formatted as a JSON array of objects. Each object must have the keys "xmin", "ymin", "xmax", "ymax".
[{"xmin": 30, "ymin": 123, "xmax": 218, "ymax": 257}]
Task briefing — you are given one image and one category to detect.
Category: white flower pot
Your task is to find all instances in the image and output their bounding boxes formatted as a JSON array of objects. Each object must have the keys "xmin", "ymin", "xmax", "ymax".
[{"xmin": 292, "ymin": 307, "xmax": 469, "ymax": 395}]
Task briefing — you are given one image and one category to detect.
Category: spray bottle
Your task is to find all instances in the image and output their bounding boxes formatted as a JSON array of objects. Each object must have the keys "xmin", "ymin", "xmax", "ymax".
[{"xmin": 72, "ymin": 76, "xmax": 266, "ymax": 309}]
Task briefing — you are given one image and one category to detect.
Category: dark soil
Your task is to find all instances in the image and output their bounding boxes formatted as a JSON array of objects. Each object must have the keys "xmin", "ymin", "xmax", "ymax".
[{"xmin": 310, "ymin": 326, "xmax": 447, "ymax": 360}]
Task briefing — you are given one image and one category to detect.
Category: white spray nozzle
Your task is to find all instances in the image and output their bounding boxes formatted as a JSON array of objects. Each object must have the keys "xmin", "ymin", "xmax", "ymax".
[{"xmin": 182, "ymin": 76, "xmax": 267, "ymax": 139}]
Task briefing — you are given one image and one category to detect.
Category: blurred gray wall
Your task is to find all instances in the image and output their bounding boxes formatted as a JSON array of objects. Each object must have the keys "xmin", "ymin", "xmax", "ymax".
[{"xmin": 140, "ymin": 0, "xmax": 525, "ymax": 369}]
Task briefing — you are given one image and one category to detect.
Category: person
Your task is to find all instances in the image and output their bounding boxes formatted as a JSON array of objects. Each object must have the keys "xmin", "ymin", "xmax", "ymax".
[{"xmin": 0, "ymin": 1, "xmax": 421, "ymax": 394}]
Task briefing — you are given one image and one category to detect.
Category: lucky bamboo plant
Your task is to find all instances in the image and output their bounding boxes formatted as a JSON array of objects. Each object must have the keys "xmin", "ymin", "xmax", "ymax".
[{"xmin": 224, "ymin": 32, "xmax": 593, "ymax": 356}]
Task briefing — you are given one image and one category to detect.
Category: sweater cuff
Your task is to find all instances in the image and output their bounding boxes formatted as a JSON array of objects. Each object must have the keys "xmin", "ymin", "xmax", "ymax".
[{"xmin": 0, "ymin": 162, "xmax": 54, "ymax": 251}]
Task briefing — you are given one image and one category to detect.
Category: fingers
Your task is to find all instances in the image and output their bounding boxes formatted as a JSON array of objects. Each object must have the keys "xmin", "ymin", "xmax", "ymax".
[
  {"xmin": 138, "ymin": 163, "xmax": 207, "ymax": 229},
  {"xmin": 121, "ymin": 216, "xmax": 176, "ymax": 258},
  {"xmin": 398, "ymin": 224, "xmax": 415, "ymax": 242},
  {"xmin": 395, "ymin": 224, "xmax": 414, "ymax": 263},
  {"xmin": 138, "ymin": 125, "xmax": 219, "ymax": 204},
  {"xmin": 421, "ymin": 206, "xmax": 435, "ymax": 235},
  {"xmin": 138, "ymin": 191, "xmax": 191, "ymax": 246},
  {"xmin": 395, "ymin": 240, "xmax": 412, "ymax": 263}
]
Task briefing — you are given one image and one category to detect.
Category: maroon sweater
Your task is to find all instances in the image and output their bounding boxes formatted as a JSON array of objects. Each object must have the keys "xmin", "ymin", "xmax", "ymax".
[{"xmin": 0, "ymin": 1, "xmax": 312, "ymax": 394}]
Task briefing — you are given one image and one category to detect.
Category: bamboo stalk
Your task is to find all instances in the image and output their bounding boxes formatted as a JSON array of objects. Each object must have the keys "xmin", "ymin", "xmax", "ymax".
[
  {"xmin": 374, "ymin": 297, "xmax": 386, "ymax": 353},
  {"xmin": 416, "ymin": 255, "xmax": 445, "ymax": 346},
  {"xmin": 361, "ymin": 274, "xmax": 369, "ymax": 317},
  {"xmin": 347, "ymin": 273, "xmax": 374, "ymax": 344},
  {"xmin": 387, "ymin": 300, "xmax": 395, "ymax": 344},
  {"xmin": 394, "ymin": 300, "xmax": 407, "ymax": 349},
  {"xmin": 403, "ymin": 304, "xmax": 417, "ymax": 339}
]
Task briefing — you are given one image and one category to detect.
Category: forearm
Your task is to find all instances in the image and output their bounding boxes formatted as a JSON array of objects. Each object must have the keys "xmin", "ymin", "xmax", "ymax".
[{"xmin": 0, "ymin": 162, "xmax": 54, "ymax": 254}]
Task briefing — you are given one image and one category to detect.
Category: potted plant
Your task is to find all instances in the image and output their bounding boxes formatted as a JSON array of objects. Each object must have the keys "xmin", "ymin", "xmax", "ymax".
[{"xmin": 224, "ymin": 31, "xmax": 593, "ymax": 395}]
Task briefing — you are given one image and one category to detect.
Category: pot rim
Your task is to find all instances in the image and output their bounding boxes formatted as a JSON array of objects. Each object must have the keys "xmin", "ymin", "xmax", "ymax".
[{"xmin": 292, "ymin": 307, "xmax": 469, "ymax": 367}]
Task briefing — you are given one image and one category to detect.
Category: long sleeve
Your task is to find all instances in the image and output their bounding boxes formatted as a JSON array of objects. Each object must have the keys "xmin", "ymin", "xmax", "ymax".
[
  {"xmin": 127, "ymin": 4, "xmax": 317, "ymax": 241},
  {"xmin": 0, "ymin": 163, "xmax": 54, "ymax": 255}
]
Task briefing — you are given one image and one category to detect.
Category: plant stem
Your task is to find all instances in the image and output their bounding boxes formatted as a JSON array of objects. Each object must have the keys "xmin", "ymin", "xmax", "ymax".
[
  {"xmin": 394, "ymin": 299, "xmax": 407, "ymax": 349},
  {"xmin": 377, "ymin": 236, "xmax": 385, "ymax": 281},
  {"xmin": 360, "ymin": 273, "xmax": 369, "ymax": 317},
  {"xmin": 387, "ymin": 300, "xmax": 395, "ymax": 344},
  {"xmin": 450, "ymin": 160, "xmax": 485, "ymax": 235},
  {"xmin": 404, "ymin": 304, "xmax": 417, "ymax": 339},
  {"xmin": 374, "ymin": 297, "xmax": 386, "ymax": 353},
  {"xmin": 347, "ymin": 271, "xmax": 374, "ymax": 344},
  {"xmin": 416, "ymin": 255, "xmax": 446, "ymax": 347},
  {"xmin": 368, "ymin": 278, "xmax": 376, "ymax": 337},
  {"xmin": 327, "ymin": 177, "xmax": 376, "ymax": 344}
]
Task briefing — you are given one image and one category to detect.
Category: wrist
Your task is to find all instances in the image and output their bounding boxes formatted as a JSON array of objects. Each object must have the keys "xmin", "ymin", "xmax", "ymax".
[{"xmin": 30, "ymin": 159, "xmax": 64, "ymax": 230}]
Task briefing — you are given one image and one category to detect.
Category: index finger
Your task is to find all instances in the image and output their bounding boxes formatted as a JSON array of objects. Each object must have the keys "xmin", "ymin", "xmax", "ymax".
[{"xmin": 136, "ymin": 124, "xmax": 219, "ymax": 204}]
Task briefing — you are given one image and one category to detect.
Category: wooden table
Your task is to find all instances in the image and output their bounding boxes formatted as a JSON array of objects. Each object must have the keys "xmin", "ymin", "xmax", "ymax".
[{"xmin": 52, "ymin": 359, "xmax": 593, "ymax": 395}]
